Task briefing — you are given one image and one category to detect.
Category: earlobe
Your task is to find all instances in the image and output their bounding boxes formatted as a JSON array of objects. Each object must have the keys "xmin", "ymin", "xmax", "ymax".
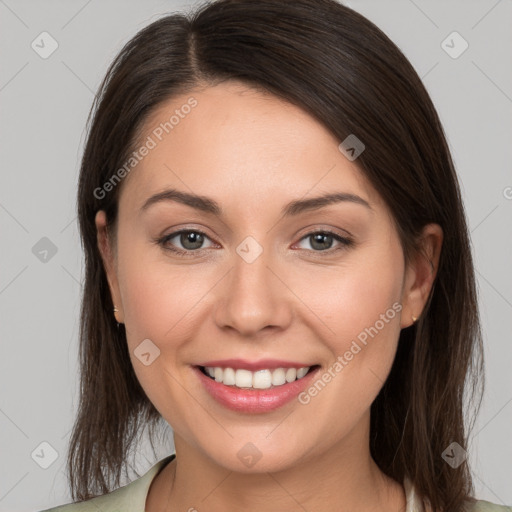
[
  {"xmin": 95, "ymin": 210, "xmax": 124, "ymax": 324},
  {"xmin": 400, "ymin": 223, "xmax": 443, "ymax": 329}
]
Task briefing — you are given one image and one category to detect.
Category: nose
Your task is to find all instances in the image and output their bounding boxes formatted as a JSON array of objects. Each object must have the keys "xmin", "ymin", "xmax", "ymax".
[{"xmin": 213, "ymin": 245, "xmax": 293, "ymax": 337}]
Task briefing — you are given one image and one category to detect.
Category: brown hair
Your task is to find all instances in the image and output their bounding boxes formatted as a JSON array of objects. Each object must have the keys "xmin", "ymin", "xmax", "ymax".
[{"xmin": 70, "ymin": 1, "xmax": 484, "ymax": 510}]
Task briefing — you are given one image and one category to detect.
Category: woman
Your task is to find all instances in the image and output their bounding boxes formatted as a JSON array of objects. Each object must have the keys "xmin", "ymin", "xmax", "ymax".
[{"xmin": 40, "ymin": 0, "xmax": 509, "ymax": 511}]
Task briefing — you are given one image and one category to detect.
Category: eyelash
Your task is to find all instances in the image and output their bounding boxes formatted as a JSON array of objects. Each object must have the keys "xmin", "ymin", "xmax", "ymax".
[{"xmin": 155, "ymin": 228, "xmax": 354, "ymax": 257}]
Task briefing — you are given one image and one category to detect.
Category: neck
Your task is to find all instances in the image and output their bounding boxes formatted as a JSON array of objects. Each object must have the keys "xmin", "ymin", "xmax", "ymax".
[{"xmin": 146, "ymin": 416, "xmax": 406, "ymax": 512}]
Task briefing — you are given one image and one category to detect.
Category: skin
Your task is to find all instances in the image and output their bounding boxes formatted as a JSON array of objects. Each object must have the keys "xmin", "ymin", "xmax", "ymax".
[{"xmin": 96, "ymin": 80, "xmax": 442, "ymax": 512}]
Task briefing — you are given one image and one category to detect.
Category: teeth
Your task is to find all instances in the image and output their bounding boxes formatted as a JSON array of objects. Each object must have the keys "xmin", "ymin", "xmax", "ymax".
[
  {"xmin": 235, "ymin": 369, "xmax": 253, "ymax": 388},
  {"xmin": 296, "ymin": 367, "xmax": 309, "ymax": 379},
  {"xmin": 285, "ymin": 368, "xmax": 297, "ymax": 382},
  {"xmin": 271, "ymin": 368, "xmax": 286, "ymax": 386},
  {"xmin": 223, "ymin": 367, "xmax": 236, "ymax": 386},
  {"xmin": 203, "ymin": 366, "xmax": 311, "ymax": 389},
  {"xmin": 253, "ymin": 369, "xmax": 272, "ymax": 389}
]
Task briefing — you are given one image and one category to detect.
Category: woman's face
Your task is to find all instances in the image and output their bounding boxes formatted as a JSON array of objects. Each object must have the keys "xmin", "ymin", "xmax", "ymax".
[{"xmin": 96, "ymin": 81, "xmax": 431, "ymax": 473}]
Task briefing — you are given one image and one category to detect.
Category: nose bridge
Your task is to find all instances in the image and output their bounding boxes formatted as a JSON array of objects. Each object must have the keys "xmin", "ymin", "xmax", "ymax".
[{"xmin": 214, "ymin": 235, "xmax": 292, "ymax": 335}]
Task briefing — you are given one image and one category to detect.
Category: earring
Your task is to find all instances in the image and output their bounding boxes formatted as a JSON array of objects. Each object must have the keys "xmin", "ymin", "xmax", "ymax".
[
  {"xmin": 412, "ymin": 315, "xmax": 417, "ymax": 323},
  {"xmin": 113, "ymin": 306, "xmax": 122, "ymax": 328}
]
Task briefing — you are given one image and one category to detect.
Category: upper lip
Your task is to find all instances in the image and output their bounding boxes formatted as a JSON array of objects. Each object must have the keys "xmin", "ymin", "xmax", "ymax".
[{"xmin": 196, "ymin": 358, "xmax": 316, "ymax": 371}]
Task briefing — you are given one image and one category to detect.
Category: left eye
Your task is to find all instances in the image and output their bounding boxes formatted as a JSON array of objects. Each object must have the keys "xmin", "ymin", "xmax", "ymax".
[{"xmin": 295, "ymin": 231, "xmax": 352, "ymax": 251}]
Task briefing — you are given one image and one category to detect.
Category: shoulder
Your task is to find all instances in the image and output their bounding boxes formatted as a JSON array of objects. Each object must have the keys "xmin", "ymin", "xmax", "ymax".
[
  {"xmin": 37, "ymin": 454, "xmax": 176, "ymax": 512},
  {"xmin": 37, "ymin": 486, "xmax": 129, "ymax": 512},
  {"xmin": 466, "ymin": 499, "xmax": 512, "ymax": 512}
]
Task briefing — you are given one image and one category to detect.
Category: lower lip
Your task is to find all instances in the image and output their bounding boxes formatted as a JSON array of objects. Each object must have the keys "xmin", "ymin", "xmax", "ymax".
[{"xmin": 194, "ymin": 366, "xmax": 320, "ymax": 413}]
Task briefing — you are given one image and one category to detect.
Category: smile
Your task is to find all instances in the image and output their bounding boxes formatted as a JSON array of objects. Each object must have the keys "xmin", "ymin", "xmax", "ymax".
[
  {"xmin": 193, "ymin": 362, "xmax": 321, "ymax": 413},
  {"xmin": 200, "ymin": 365, "xmax": 315, "ymax": 389}
]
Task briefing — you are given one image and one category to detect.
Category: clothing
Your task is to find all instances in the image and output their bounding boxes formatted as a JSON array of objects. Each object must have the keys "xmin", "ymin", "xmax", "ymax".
[{"xmin": 39, "ymin": 454, "xmax": 511, "ymax": 512}]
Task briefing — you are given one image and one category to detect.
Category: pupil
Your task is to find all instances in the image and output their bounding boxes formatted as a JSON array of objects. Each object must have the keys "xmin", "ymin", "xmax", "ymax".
[
  {"xmin": 311, "ymin": 233, "xmax": 332, "ymax": 250},
  {"xmin": 181, "ymin": 231, "xmax": 203, "ymax": 250}
]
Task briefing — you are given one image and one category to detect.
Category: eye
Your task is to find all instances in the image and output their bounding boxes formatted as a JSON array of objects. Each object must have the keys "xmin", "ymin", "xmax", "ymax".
[
  {"xmin": 157, "ymin": 229, "xmax": 216, "ymax": 254},
  {"xmin": 156, "ymin": 228, "xmax": 353, "ymax": 256},
  {"xmin": 295, "ymin": 230, "xmax": 353, "ymax": 252}
]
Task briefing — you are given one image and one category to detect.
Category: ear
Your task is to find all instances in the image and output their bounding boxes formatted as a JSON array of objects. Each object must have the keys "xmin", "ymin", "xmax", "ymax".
[
  {"xmin": 400, "ymin": 223, "xmax": 443, "ymax": 329},
  {"xmin": 95, "ymin": 210, "xmax": 124, "ymax": 324}
]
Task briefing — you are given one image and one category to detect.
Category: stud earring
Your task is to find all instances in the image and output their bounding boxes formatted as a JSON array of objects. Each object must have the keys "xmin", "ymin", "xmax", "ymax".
[
  {"xmin": 113, "ymin": 305, "xmax": 122, "ymax": 328},
  {"xmin": 412, "ymin": 315, "xmax": 417, "ymax": 323}
]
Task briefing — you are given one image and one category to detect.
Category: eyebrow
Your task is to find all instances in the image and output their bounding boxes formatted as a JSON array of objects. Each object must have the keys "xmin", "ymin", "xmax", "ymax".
[{"xmin": 140, "ymin": 188, "xmax": 372, "ymax": 217}]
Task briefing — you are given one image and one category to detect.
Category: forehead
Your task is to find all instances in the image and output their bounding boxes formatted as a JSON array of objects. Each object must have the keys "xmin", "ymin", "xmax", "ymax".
[{"xmin": 118, "ymin": 81, "xmax": 381, "ymax": 216}]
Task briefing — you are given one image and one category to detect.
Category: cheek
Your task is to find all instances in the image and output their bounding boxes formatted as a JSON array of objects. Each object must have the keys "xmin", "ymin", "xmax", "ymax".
[
  {"xmin": 115, "ymin": 246, "xmax": 213, "ymax": 425},
  {"xmin": 114, "ymin": 226, "xmax": 217, "ymax": 359},
  {"xmin": 293, "ymin": 239, "xmax": 404, "ymax": 388},
  {"xmin": 119, "ymin": 257, "xmax": 212, "ymax": 345},
  {"xmin": 288, "ymin": 247, "xmax": 404, "ymax": 441}
]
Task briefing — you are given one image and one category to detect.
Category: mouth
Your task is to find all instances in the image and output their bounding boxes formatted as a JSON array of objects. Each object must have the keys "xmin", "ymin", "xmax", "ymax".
[
  {"xmin": 197, "ymin": 364, "xmax": 320, "ymax": 390},
  {"xmin": 193, "ymin": 362, "xmax": 321, "ymax": 413}
]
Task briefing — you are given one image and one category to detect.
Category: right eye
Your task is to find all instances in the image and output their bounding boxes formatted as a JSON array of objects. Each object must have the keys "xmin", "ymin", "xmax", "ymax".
[{"xmin": 157, "ymin": 229, "xmax": 217, "ymax": 255}]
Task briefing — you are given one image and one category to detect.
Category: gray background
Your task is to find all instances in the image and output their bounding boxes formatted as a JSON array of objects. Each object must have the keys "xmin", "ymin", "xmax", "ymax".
[{"xmin": 0, "ymin": 0, "xmax": 511, "ymax": 510}]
